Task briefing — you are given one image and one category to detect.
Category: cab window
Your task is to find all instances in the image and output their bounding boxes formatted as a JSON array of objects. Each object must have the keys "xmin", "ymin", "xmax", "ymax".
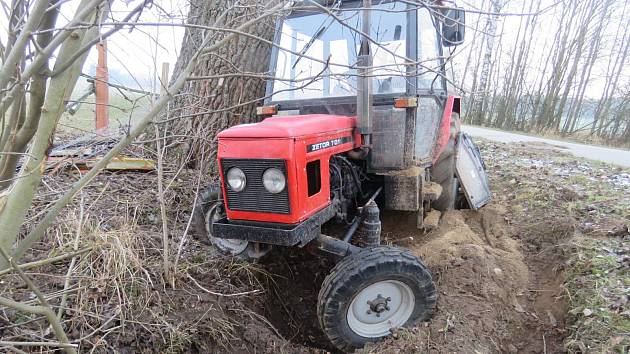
[
  {"xmin": 271, "ymin": 2, "xmax": 409, "ymax": 101},
  {"xmin": 418, "ymin": 7, "xmax": 442, "ymax": 89}
]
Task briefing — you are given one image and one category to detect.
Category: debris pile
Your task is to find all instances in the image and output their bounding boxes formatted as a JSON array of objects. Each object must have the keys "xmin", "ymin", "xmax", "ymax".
[{"xmin": 47, "ymin": 133, "xmax": 155, "ymax": 173}]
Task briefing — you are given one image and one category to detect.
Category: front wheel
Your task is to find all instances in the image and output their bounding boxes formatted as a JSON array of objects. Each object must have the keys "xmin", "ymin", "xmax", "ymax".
[
  {"xmin": 193, "ymin": 184, "xmax": 271, "ymax": 261},
  {"xmin": 317, "ymin": 246, "xmax": 437, "ymax": 351}
]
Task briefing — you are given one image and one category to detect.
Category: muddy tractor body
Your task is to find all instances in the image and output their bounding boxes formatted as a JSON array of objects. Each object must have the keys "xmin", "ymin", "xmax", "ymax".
[{"xmin": 195, "ymin": 0, "xmax": 490, "ymax": 351}]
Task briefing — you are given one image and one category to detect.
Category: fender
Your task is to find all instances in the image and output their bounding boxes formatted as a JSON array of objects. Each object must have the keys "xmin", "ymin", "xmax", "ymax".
[{"xmin": 432, "ymin": 95, "xmax": 461, "ymax": 163}]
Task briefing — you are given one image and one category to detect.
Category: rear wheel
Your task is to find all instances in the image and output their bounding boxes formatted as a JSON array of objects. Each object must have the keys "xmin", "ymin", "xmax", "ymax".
[
  {"xmin": 193, "ymin": 183, "xmax": 271, "ymax": 260},
  {"xmin": 317, "ymin": 246, "xmax": 437, "ymax": 351},
  {"xmin": 432, "ymin": 112, "xmax": 470, "ymax": 211},
  {"xmin": 432, "ymin": 138, "xmax": 457, "ymax": 211},
  {"xmin": 453, "ymin": 177, "xmax": 470, "ymax": 209}
]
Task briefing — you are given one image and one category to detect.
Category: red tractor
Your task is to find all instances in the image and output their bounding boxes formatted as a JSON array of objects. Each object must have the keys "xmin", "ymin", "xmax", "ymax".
[{"xmin": 194, "ymin": 0, "xmax": 490, "ymax": 351}]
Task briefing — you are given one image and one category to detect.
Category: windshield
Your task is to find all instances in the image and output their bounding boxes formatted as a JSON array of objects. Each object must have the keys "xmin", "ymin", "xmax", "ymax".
[{"xmin": 271, "ymin": 2, "xmax": 409, "ymax": 101}]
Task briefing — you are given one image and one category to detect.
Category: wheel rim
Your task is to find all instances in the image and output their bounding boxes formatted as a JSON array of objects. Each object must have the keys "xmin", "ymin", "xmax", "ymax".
[
  {"xmin": 204, "ymin": 204, "xmax": 248, "ymax": 254},
  {"xmin": 346, "ymin": 280, "xmax": 415, "ymax": 338}
]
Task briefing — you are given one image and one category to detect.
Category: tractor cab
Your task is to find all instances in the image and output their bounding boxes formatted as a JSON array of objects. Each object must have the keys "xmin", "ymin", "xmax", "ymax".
[
  {"xmin": 259, "ymin": 0, "xmax": 489, "ymax": 211},
  {"xmin": 267, "ymin": 0, "xmax": 453, "ymax": 114},
  {"xmin": 196, "ymin": 1, "xmax": 491, "ymax": 351}
]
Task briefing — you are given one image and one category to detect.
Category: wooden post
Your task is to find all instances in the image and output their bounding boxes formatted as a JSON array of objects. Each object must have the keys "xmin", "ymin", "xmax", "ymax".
[{"xmin": 95, "ymin": 41, "xmax": 109, "ymax": 132}]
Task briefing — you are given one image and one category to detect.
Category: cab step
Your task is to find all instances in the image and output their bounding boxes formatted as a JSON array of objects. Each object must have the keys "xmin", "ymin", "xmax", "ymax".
[
  {"xmin": 423, "ymin": 182, "xmax": 443, "ymax": 202},
  {"xmin": 422, "ymin": 210, "xmax": 442, "ymax": 231}
]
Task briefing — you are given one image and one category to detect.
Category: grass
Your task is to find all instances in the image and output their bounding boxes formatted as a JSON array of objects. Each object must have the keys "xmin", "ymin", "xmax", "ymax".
[
  {"xmin": 478, "ymin": 139, "xmax": 629, "ymax": 353},
  {"xmin": 565, "ymin": 238, "xmax": 630, "ymax": 353},
  {"xmin": 545, "ymin": 162, "xmax": 629, "ymax": 353},
  {"xmin": 58, "ymin": 88, "xmax": 152, "ymax": 136},
  {"xmin": 566, "ymin": 175, "xmax": 592, "ymax": 185}
]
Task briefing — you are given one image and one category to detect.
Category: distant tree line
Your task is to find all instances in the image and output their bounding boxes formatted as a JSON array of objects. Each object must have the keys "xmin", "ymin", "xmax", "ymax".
[{"xmin": 459, "ymin": 0, "xmax": 630, "ymax": 146}]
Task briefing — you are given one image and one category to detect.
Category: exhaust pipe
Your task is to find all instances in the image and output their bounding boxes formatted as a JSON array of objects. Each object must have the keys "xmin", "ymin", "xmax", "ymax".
[{"xmin": 357, "ymin": 0, "xmax": 373, "ymax": 146}]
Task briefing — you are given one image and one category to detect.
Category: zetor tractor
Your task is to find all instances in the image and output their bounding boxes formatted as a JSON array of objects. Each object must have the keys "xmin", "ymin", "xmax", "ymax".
[{"xmin": 194, "ymin": 0, "xmax": 490, "ymax": 351}]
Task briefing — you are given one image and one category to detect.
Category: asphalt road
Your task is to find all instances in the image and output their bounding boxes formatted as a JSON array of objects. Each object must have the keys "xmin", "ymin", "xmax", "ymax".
[{"xmin": 462, "ymin": 125, "xmax": 630, "ymax": 168}]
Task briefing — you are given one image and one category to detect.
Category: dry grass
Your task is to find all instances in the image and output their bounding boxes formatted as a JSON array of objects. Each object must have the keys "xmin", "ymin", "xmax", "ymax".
[{"xmin": 0, "ymin": 168, "xmax": 287, "ymax": 353}]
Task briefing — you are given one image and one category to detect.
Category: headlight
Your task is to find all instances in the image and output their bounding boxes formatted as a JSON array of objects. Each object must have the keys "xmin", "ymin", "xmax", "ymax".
[
  {"xmin": 226, "ymin": 167, "xmax": 246, "ymax": 192},
  {"xmin": 262, "ymin": 168, "xmax": 286, "ymax": 194}
]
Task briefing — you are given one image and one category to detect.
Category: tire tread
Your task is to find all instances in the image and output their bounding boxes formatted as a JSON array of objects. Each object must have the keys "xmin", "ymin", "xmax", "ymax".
[{"xmin": 317, "ymin": 246, "xmax": 437, "ymax": 351}]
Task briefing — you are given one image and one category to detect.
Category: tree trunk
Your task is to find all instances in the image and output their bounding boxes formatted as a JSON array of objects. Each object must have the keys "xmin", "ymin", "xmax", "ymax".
[
  {"xmin": 563, "ymin": 0, "xmax": 612, "ymax": 136},
  {"xmin": 0, "ymin": 2, "xmax": 106, "ymax": 263},
  {"xmin": 470, "ymin": 0, "xmax": 503, "ymax": 126},
  {"xmin": 166, "ymin": 0, "xmax": 277, "ymax": 175},
  {"xmin": 554, "ymin": 0, "xmax": 598, "ymax": 133}
]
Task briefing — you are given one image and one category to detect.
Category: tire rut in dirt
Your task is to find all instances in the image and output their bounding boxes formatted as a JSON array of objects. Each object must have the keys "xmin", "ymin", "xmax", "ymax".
[{"xmin": 260, "ymin": 247, "xmax": 338, "ymax": 352}]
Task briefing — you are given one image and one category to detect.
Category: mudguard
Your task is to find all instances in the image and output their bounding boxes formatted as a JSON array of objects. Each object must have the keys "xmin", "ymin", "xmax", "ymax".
[{"xmin": 455, "ymin": 133, "xmax": 491, "ymax": 210}]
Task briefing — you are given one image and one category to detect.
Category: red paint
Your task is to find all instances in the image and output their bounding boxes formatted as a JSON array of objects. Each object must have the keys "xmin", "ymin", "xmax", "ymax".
[
  {"xmin": 432, "ymin": 95, "xmax": 460, "ymax": 163},
  {"xmin": 218, "ymin": 114, "xmax": 361, "ymax": 224},
  {"xmin": 218, "ymin": 114, "xmax": 358, "ymax": 138}
]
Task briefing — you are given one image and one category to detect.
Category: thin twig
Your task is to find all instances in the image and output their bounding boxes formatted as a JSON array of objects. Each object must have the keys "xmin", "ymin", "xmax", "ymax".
[
  {"xmin": 0, "ymin": 247, "xmax": 76, "ymax": 354},
  {"xmin": 155, "ymin": 123, "xmax": 172, "ymax": 286},
  {"xmin": 0, "ymin": 247, "xmax": 91, "ymax": 277},
  {"xmin": 0, "ymin": 340, "xmax": 78, "ymax": 348},
  {"xmin": 187, "ymin": 273, "xmax": 261, "ymax": 297}
]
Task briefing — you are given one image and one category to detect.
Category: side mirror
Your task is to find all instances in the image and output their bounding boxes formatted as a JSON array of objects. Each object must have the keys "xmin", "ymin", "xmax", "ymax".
[{"xmin": 442, "ymin": 8, "xmax": 465, "ymax": 47}]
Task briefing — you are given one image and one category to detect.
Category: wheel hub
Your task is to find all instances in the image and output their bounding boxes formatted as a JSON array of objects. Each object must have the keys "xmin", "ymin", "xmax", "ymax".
[
  {"xmin": 346, "ymin": 280, "xmax": 415, "ymax": 338},
  {"xmin": 366, "ymin": 294, "xmax": 391, "ymax": 317}
]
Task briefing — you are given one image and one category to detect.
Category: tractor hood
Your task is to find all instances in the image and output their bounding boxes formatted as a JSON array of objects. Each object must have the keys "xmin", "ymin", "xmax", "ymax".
[{"xmin": 218, "ymin": 114, "xmax": 357, "ymax": 139}]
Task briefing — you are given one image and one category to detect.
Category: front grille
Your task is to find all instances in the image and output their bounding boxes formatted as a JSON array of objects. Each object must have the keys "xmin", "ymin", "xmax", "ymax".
[{"xmin": 221, "ymin": 158, "xmax": 290, "ymax": 214}]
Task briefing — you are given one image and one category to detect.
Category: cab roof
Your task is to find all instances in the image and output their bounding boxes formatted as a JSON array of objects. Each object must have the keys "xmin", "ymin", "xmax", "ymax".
[{"xmin": 217, "ymin": 114, "xmax": 356, "ymax": 139}]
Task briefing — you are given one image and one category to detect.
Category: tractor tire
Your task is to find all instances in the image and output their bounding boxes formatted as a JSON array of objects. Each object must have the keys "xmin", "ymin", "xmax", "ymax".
[
  {"xmin": 431, "ymin": 137, "xmax": 457, "ymax": 212},
  {"xmin": 193, "ymin": 183, "xmax": 222, "ymax": 241},
  {"xmin": 317, "ymin": 246, "xmax": 437, "ymax": 351},
  {"xmin": 453, "ymin": 177, "xmax": 470, "ymax": 209},
  {"xmin": 192, "ymin": 183, "xmax": 271, "ymax": 261}
]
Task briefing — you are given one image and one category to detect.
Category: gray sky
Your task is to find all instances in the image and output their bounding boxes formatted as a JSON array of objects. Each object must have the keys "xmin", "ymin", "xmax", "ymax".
[
  {"xmin": 80, "ymin": 0, "xmax": 188, "ymax": 93},
  {"xmin": 1, "ymin": 0, "xmax": 628, "ymax": 99}
]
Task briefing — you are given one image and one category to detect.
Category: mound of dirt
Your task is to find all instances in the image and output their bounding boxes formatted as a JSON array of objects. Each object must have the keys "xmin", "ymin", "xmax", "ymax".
[
  {"xmin": 417, "ymin": 207, "xmax": 530, "ymax": 295},
  {"xmin": 366, "ymin": 206, "xmax": 565, "ymax": 353}
]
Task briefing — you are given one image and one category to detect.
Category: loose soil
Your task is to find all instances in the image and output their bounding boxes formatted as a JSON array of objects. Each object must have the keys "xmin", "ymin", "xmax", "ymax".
[{"xmin": 261, "ymin": 203, "xmax": 568, "ymax": 353}]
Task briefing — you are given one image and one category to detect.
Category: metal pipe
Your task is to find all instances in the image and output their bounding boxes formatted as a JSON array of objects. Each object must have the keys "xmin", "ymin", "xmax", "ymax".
[
  {"xmin": 313, "ymin": 234, "xmax": 360, "ymax": 257},
  {"xmin": 361, "ymin": 0, "xmax": 371, "ymax": 54},
  {"xmin": 342, "ymin": 216, "xmax": 362, "ymax": 243},
  {"xmin": 367, "ymin": 186, "xmax": 383, "ymax": 204},
  {"xmin": 356, "ymin": 0, "xmax": 373, "ymax": 143}
]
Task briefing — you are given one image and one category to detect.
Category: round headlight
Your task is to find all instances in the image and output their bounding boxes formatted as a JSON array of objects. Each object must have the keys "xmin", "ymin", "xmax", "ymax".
[
  {"xmin": 262, "ymin": 168, "xmax": 286, "ymax": 194},
  {"xmin": 226, "ymin": 167, "xmax": 246, "ymax": 192}
]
